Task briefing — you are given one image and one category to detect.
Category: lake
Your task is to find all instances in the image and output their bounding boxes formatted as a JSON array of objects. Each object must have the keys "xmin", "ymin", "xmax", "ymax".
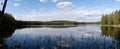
[{"xmin": 0, "ymin": 24, "xmax": 119, "ymax": 49}]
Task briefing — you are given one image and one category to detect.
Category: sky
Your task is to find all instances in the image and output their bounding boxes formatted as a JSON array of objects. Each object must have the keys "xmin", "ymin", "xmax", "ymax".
[{"xmin": 0, "ymin": 0, "xmax": 120, "ymax": 22}]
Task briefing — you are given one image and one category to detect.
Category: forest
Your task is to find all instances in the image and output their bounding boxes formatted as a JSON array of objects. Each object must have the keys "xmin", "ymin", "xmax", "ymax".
[
  {"xmin": 101, "ymin": 10, "xmax": 120, "ymax": 25},
  {"xmin": 16, "ymin": 20, "xmax": 99, "ymax": 26}
]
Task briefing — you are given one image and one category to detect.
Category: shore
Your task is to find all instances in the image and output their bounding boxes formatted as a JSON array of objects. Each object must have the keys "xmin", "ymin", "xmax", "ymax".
[{"xmin": 101, "ymin": 25, "xmax": 120, "ymax": 27}]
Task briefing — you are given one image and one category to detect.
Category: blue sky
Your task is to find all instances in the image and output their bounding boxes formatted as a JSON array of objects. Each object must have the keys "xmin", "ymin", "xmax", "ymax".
[{"xmin": 1, "ymin": 0, "xmax": 120, "ymax": 22}]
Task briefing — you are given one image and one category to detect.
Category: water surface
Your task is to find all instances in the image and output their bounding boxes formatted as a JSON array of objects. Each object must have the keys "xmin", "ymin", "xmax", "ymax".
[{"xmin": 0, "ymin": 25, "xmax": 119, "ymax": 49}]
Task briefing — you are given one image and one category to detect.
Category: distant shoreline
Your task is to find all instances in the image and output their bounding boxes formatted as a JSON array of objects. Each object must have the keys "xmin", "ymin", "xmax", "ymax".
[{"xmin": 16, "ymin": 20, "xmax": 100, "ymax": 26}]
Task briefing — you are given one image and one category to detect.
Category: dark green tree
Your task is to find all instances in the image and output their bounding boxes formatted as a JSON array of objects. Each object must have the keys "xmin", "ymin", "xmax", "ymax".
[
  {"xmin": 101, "ymin": 10, "xmax": 120, "ymax": 25},
  {"xmin": 113, "ymin": 10, "xmax": 119, "ymax": 25},
  {"xmin": 101, "ymin": 15, "xmax": 108, "ymax": 25},
  {"xmin": 107, "ymin": 14, "xmax": 113, "ymax": 25}
]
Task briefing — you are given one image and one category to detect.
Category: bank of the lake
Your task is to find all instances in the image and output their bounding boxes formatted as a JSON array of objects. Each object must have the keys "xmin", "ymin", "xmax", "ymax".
[
  {"xmin": 16, "ymin": 20, "xmax": 99, "ymax": 26},
  {"xmin": 101, "ymin": 25, "xmax": 120, "ymax": 28}
]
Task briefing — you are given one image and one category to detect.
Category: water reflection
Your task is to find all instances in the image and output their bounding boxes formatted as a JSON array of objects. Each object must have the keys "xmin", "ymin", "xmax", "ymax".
[
  {"xmin": 17, "ymin": 25, "xmax": 77, "ymax": 29},
  {"xmin": 101, "ymin": 26, "xmax": 120, "ymax": 49},
  {"xmin": 0, "ymin": 25, "xmax": 120, "ymax": 49},
  {"xmin": 0, "ymin": 28, "xmax": 15, "ymax": 49}
]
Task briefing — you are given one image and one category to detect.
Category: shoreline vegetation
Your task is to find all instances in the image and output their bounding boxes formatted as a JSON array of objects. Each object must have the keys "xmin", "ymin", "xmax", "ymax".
[
  {"xmin": 101, "ymin": 10, "xmax": 120, "ymax": 27},
  {"xmin": 101, "ymin": 25, "xmax": 120, "ymax": 28},
  {"xmin": 16, "ymin": 20, "xmax": 100, "ymax": 26}
]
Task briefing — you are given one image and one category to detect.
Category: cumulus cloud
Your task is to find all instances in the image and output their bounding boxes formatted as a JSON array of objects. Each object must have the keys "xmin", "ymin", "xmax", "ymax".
[
  {"xmin": 14, "ymin": 8, "xmax": 113, "ymax": 22},
  {"xmin": 52, "ymin": 0, "xmax": 58, "ymax": 2},
  {"xmin": 57, "ymin": 2, "xmax": 73, "ymax": 8},
  {"xmin": 40, "ymin": 0, "xmax": 59, "ymax": 3},
  {"xmin": 14, "ymin": 0, "xmax": 22, "ymax": 7},
  {"xmin": 14, "ymin": 3, "xmax": 20, "ymax": 6},
  {"xmin": 40, "ymin": 0, "xmax": 48, "ymax": 3}
]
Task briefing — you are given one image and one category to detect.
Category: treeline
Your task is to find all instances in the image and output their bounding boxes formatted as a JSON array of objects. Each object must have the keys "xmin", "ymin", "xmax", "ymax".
[
  {"xmin": 77, "ymin": 22, "xmax": 100, "ymax": 24},
  {"xmin": 101, "ymin": 10, "xmax": 120, "ymax": 25},
  {"xmin": 0, "ymin": 12, "xmax": 16, "ymax": 28},
  {"xmin": 16, "ymin": 20, "xmax": 77, "ymax": 26},
  {"xmin": 16, "ymin": 20, "xmax": 100, "ymax": 26}
]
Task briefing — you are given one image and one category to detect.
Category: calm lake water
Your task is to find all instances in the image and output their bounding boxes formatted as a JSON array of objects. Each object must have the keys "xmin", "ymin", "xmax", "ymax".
[{"xmin": 0, "ymin": 25, "xmax": 120, "ymax": 49}]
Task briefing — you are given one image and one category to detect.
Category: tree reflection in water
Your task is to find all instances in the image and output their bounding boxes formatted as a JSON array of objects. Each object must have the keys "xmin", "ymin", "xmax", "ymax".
[
  {"xmin": 0, "ymin": 28, "xmax": 15, "ymax": 49},
  {"xmin": 0, "ymin": 26, "xmax": 120, "ymax": 49},
  {"xmin": 101, "ymin": 26, "xmax": 120, "ymax": 49}
]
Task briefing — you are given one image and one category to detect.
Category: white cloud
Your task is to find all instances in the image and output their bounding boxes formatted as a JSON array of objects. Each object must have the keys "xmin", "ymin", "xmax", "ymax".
[
  {"xmin": 40, "ymin": 0, "xmax": 48, "ymax": 3},
  {"xmin": 39, "ymin": 0, "xmax": 58, "ymax": 3},
  {"xmin": 15, "ymin": 0, "xmax": 22, "ymax": 2},
  {"xmin": 14, "ymin": 3, "xmax": 20, "ymax": 6},
  {"xmin": 52, "ymin": 0, "xmax": 58, "ymax": 2},
  {"xmin": 14, "ymin": 8, "xmax": 113, "ymax": 22},
  {"xmin": 116, "ymin": 0, "xmax": 120, "ymax": 2},
  {"xmin": 57, "ymin": 2, "xmax": 73, "ymax": 8},
  {"xmin": 14, "ymin": 0, "xmax": 22, "ymax": 7}
]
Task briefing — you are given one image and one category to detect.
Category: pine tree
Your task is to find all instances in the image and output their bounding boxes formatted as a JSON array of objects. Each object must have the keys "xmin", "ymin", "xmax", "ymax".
[
  {"xmin": 101, "ymin": 10, "xmax": 120, "ymax": 25},
  {"xmin": 101, "ymin": 15, "xmax": 108, "ymax": 25},
  {"xmin": 107, "ymin": 14, "xmax": 113, "ymax": 25},
  {"xmin": 113, "ymin": 10, "xmax": 119, "ymax": 25}
]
